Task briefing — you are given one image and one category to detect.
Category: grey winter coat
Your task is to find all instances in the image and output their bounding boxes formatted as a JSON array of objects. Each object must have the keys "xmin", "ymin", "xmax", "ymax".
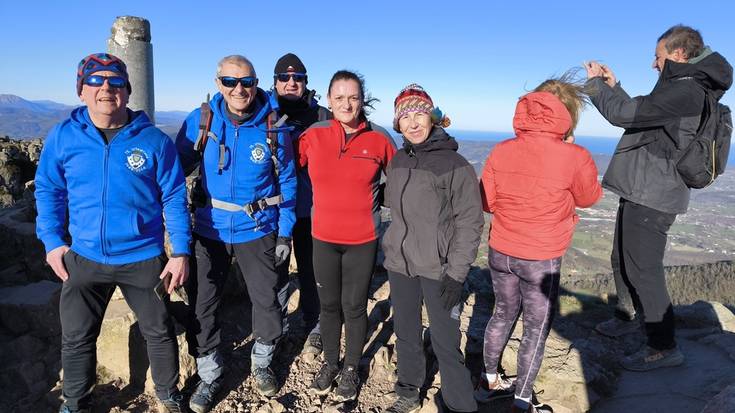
[
  {"xmin": 588, "ymin": 49, "xmax": 732, "ymax": 214},
  {"xmin": 382, "ymin": 128, "xmax": 483, "ymax": 282}
]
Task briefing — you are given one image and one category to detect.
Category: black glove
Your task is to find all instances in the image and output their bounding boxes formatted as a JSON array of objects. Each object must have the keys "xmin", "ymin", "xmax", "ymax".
[
  {"xmin": 439, "ymin": 275, "xmax": 463, "ymax": 310},
  {"xmin": 275, "ymin": 236, "xmax": 292, "ymax": 266}
]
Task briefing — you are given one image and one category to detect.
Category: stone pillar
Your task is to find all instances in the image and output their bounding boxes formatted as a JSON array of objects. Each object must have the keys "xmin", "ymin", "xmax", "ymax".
[{"xmin": 107, "ymin": 16, "xmax": 155, "ymax": 122}]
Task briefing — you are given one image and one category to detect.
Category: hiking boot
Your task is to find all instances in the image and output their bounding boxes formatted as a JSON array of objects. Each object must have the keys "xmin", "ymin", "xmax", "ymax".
[
  {"xmin": 58, "ymin": 405, "xmax": 91, "ymax": 413},
  {"xmin": 310, "ymin": 361, "xmax": 340, "ymax": 395},
  {"xmin": 594, "ymin": 316, "xmax": 640, "ymax": 337},
  {"xmin": 621, "ymin": 345, "xmax": 685, "ymax": 371},
  {"xmin": 474, "ymin": 375, "xmax": 515, "ymax": 403},
  {"xmin": 189, "ymin": 379, "xmax": 222, "ymax": 413},
  {"xmin": 303, "ymin": 332, "xmax": 323, "ymax": 355},
  {"xmin": 334, "ymin": 365, "xmax": 360, "ymax": 402},
  {"xmin": 159, "ymin": 391, "xmax": 186, "ymax": 413},
  {"xmin": 253, "ymin": 366, "xmax": 278, "ymax": 397},
  {"xmin": 384, "ymin": 395, "xmax": 421, "ymax": 413}
]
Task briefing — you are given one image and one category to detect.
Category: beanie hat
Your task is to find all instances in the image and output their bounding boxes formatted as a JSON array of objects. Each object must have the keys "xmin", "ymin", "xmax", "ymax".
[
  {"xmin": 274, "ymin": 53, "xmax": 307, "ymax": 74},
  {"xmin": 76, "ymin": 53, "xmax": 130, "ymax": 95},
  {"xmin": 393, "ymin": 84, "xmax": 450, "ymax": 132}
]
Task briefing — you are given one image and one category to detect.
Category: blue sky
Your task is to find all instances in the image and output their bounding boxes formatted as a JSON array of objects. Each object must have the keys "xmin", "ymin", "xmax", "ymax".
[{"xmin": 1, "ymin": 0, "xmax": 733, "ymax": 137}]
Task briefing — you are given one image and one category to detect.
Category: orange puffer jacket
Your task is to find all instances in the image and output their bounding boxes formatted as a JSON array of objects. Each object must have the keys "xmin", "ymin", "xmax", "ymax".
[{"xmin": 480, "ymin": 91, "xmax": 602, "ymax": 260}]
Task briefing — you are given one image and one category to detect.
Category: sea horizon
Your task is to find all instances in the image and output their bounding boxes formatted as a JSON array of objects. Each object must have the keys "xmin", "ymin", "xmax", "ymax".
[{"xmin": 445, "ymin": 129, "xmax": 735, "ymax": 163}]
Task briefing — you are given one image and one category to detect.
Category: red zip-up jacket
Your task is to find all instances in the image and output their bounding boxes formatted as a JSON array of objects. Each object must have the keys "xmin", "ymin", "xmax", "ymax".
[
  {"xmin": 298, "ymin": 119, "xmax": 396, "ymax": 245},
  {"xmin": 481, "ymin": 92, "xmax": 602, "ymax": 260}
]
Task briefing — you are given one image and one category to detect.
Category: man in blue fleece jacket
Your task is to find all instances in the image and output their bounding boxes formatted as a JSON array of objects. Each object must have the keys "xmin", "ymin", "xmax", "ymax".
[
  {"xmin": 35, "ymin": 53, "xmax": 191, "ymax": 413},
  {"xmin": 176, "ymin": 55, "xmax": 296, "ymax": 410}
]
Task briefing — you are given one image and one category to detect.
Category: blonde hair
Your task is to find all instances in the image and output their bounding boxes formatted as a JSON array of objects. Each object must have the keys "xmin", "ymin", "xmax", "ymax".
[{"xmin": 533, "ymin": 70, "xmax": 590, "ymax": 138}]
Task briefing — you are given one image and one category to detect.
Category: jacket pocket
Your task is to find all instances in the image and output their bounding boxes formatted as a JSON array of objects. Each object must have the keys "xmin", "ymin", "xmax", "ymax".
[
  {"xmin": 131, "ymin": 212, "xmax": 142, "ymax": 236},
  {"xmin": 105, "ymin": 210, "xmax": 145, "ymax": 255},
  {"xmin": 351, "ymin": 154, "xmax": 381, "ymax": 163},
  {"xmin": 437, "ymin": 225, "xmax": 452, "ymax": 265},
  {"xmin": 404, "ymin": 230, "xmax": 442, "ymax": 273},
  {"xmin": 69, "ymin": 208, "xmax": 101, "ymax": 250},
  {"xmin": 381, "ymin": 222, "xmax": 402, "ymax": 266}
]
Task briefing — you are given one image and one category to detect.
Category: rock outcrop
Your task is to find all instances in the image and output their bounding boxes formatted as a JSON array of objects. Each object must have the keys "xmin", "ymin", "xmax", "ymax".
[
  {"xmin": 0, "ymin": 136, "xmax": 41, "ymax": 207},
  {"xmin": 0, "ymin": 281, "xmax": 62, "ymax": 412},
  {"xmin": 701, "ymin": 383, "xmax": 735, "ymax": 413},
  {"xmin": 96, "ymin": 298, "xmax": 196, "ymax": 393}
]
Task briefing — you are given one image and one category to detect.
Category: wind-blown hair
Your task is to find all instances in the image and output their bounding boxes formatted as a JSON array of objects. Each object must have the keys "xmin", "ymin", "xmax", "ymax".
[{"xmin": 534, "ymin": 69, "xmax": 592, "ymax": 139}]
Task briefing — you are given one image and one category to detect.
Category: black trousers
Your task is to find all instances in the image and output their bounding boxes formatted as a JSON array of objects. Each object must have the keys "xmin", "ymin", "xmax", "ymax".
[
  {"xmin": 312, "ymin": 238, "xmax": 378, "ymax": 367},
  {"xmin": 60, "ymin": 251, "xmax": 178, "ymax": 409},
  {"xmin": 388, "ymin": 271, "xmax": 477, "ymax": 412},
  {"xmin": 293, "ymin": 217, "xmax": 320, "ymax": 329},
  {"xmin": 186, "ymin": 232, "xmax": 287, "ymax": 357},
  {"xmin": 611, "ymin": 198, "xmax": 677, "ymax": 350}
]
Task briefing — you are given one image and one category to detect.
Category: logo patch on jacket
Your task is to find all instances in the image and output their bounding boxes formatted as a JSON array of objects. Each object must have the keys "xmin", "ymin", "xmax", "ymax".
[
  {"xmin": 250, "ymin": 143, "xmax": 268, "ymax": 164},
  {"xmin": 125, "ymin": 148, "xmax": 150, "ymax": 172}
]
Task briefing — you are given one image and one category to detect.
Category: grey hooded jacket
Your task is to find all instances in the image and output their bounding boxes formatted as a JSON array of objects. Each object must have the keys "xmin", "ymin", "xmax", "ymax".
[
  {"xmin": 588, "ymin": 48, "xmax": 732, "ymax": 214},
  {"xmin": 382, "ymin": 127, "xmax": 483, "ymax": 282}
]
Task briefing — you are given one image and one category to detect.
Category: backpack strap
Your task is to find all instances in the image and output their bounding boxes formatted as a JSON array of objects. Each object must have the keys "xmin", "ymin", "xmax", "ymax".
[
  {"xmin": 192, "ymin": 94, "xmax": 227, "ymax": 174},
  {"xmin": 193, "ymin": 94, "xmax": 214, "ymax": 154},
  {"xmin": 266, "ymin": 110, "xmax": 289, "ymax": 178}
]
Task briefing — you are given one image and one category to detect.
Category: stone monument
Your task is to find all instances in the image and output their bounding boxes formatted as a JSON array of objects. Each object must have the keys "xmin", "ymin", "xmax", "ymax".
[{"xmin": 107, "ymin": 16, "xmax": 155, "ymax": 122}]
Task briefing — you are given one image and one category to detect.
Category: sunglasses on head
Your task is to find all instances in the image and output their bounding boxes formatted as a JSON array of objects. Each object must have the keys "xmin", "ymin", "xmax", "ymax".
[
  {"xmin": 84, "ymin": 75, "xmax": 127, "ymax": 88},
  {"xmin": 218, "ymin": 76, "xmax": 257, "ymax": 88},
  {"xmin": 275, "ymin": 73, "xmax": 306, "ymax": 83}
]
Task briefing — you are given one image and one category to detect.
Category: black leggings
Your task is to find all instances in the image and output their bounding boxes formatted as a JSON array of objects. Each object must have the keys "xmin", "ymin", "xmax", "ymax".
[{"xmin": 312, "ymin": 238, "xmax": 378, "ymax": 367}]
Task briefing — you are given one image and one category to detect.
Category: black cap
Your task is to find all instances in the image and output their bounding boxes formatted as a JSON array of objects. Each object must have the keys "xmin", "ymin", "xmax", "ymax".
[{"xmin": 274, "ymin": 53, "xmax": 307, "ymax": 74}]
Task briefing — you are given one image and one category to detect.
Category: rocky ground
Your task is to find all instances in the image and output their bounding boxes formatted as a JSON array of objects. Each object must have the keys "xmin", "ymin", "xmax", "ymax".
[{"xmin": 6, "ymin": 263, "xmax": 735, "ymax": 413}]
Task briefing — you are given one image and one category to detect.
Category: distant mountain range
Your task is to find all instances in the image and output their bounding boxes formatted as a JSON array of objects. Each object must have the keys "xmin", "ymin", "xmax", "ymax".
[{"xmin": 0, "ymin": 94, "xmax": 187, "ymax": 139}]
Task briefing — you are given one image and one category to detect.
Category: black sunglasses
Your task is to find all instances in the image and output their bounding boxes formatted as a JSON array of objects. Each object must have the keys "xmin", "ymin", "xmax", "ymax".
[
  {"xmin": 84, "ymin": 75, "xmax": 127, "ymax": 89},
  {"xmin": 218, "ymin": 76, "xmax": 257, "ymax": 88},
  {"xmin": 275, "ymin": 73, "xmax": 306, "ymax": 83}
]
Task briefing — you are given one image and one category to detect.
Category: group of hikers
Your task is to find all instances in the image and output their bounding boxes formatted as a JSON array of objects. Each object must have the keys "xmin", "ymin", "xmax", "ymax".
[{"xmin": 34, "ymin": 23, "xmax": 732, "ymax": 413}]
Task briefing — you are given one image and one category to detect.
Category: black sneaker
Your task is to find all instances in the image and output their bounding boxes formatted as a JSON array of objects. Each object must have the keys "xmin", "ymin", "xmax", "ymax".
[
  {"xmin": 510, "ymin": 402, "xmax": 553, "ymax": 413},
  {"xmin": 253, "ymin": 366, "xmax": 278, "ymax": 396},
  {"xmin": 309, "ymin": 361, "xmax": 340, "ymax": 395},
  {"xmin": 189, "ymin": 379, "xmax": 221, "ymax": 413},
  {"xmin": 334, "ymin": 365, "xmax": 360, "ymax": 402},
  {"xmin": 384, "ymin": 395, "xmax": 421, "ymax": 413},
  {"xmin": 58, "ymin": 404, "xmax": 91, "ymax": 413},
  {"xmin": 159, "ymin": 391, "xmax": 186, "ymax": 413}
]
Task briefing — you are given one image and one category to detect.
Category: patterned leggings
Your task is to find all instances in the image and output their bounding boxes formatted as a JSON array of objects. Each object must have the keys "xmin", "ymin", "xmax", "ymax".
[{"xmin": 483, "ymin": 248, "xmax": 561, "ymax": 401}]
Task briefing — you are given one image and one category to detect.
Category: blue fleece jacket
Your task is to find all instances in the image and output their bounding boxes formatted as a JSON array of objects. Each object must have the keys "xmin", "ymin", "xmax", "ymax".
[
  {"xmin": 176, "ymin": 89, "xmax": 296, "ymax": 243},
  {"xmin": 35, "ymin": 108, "xmax": 191, "ymax": 265}
]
